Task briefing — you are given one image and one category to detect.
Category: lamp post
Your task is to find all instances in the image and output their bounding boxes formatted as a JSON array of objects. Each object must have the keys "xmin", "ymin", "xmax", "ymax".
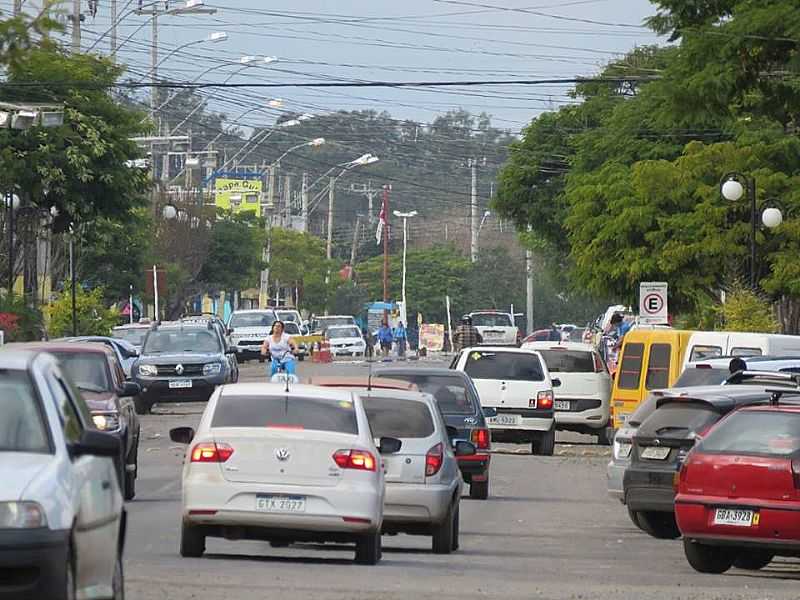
[
  {"xmin": 720, "ymin": 173, "xmax": 786, "ymax": 287},
  {"xmin": 393, "ymin": 210, "xmax": 418, "ymax": 326}
]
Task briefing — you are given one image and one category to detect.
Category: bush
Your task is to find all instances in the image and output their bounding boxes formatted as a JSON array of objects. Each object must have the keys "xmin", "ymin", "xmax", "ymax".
[
  {"xmin": 0, "ymin": 294, "xmax": 43, "ymax": 341},
  {"xmin": 719, "ymin": 285, "xmax": 779, "ymax": 333},
  {"xmin": 46, "ymin": 284, "xmax": 119, "ymax": 338}
]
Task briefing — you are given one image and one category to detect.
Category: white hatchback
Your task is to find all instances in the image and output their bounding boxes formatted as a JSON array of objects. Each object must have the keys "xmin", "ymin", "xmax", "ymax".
[
  {"xmin": 170, "ymin": 383, "xmax": 386, "ymax": 564},
  {"xmin": 452, "ymin": 347, "xmax": 558, "ymax": 455}
]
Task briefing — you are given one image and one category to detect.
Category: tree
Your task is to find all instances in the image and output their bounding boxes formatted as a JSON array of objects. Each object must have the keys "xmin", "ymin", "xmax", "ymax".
[{"xmin": 46, "ymin": 284, "xmax": 119, "ymax": 337}]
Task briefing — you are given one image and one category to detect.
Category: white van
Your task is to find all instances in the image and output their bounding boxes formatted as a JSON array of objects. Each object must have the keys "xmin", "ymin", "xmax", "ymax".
[{"xmin": 681, "ymin": 332, "xmax": 800, "ymax": 370}]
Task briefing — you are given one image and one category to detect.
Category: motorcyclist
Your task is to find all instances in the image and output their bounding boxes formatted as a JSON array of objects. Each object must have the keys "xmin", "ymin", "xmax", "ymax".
[
  {"xmin": 260, "ymin": 320, "xmax": 299, "ymax": 378},
  {"xmin": 452, "ymin": 315, "xmax": 482, "ymax": 352}
]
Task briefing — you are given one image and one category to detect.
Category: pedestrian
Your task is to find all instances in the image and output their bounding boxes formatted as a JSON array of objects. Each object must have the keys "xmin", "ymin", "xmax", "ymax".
[
  {"xmin": 452, "ymin": 315, "xmax": 482, "ymax": 352},
  {"xmin": 394, "ymin": 320, "xmax": 408, "ymax": 357},
  {"xmin": 363, "ymin": 327, "xmax": 374, "ymax": 360},
  {"xmin": 729, "ymin": 357, "xmax": 747, "ymax": 374},
  {"xmin": 377, "ymin": 320, "xmax": 393, "ymax": 358}
]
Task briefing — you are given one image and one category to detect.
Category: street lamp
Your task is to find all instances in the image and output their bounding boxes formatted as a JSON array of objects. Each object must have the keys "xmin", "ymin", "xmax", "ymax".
[
  {"xmin": 147, "ymin": 31, "xmax": 228, "ymax": 77},
  {"xmin": 393, "ymin": 210, "xmax": 418, "ymax": 326}
]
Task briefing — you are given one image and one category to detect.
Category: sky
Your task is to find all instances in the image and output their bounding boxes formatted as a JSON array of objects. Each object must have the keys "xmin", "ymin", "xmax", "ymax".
[{"xmin": 12, "ymin": 0, "xmax": 663, "ymax": 132}]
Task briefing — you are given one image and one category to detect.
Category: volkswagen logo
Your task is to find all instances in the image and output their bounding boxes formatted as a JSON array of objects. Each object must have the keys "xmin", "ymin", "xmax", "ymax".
[
  {"xmin": 275, "ymin": 447, "xmax": 290, "ymax": 462},
  {"xmin": 175, "ymin": 364, "xmax": 184, "ymax": 375}
]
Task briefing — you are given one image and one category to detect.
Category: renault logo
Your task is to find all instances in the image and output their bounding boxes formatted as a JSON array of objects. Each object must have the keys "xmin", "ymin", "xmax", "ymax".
[
  {"xmin": 275, "ymin": 448, "xmax": 290, "ymax": 462},
  {"xmin": 175, "ymin": 364, "xmax": 184, "ymax": 375}
]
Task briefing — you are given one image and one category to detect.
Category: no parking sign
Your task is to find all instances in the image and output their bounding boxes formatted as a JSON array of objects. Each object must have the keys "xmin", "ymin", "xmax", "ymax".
[{"xmin": 639, "ymin": 282, "xmax": 668, "ymax": 325}]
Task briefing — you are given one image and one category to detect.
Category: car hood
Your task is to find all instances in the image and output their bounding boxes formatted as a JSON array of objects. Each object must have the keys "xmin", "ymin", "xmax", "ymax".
[
  {"xmin": 79, "ymin": 390, "xmax": 117, "ymax": 412},
  {"xmin": 0, "ymin": 453, "xmax": 54, "ymax": 501},
  {"xmin": 137, "ymin": 352, "xmax": 220, "ymax": 365},
  {"xmin": 229, "ymin": 327, "xmax": 271, "ymax": 336}
]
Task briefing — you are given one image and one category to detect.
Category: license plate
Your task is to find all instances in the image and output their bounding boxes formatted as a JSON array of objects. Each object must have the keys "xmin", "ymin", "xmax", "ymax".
[
  {"xmin": 714, "ymin": 508, "xmax": 756, "ymax": 527},
  {"xmin": 641, "ymin": 446, "xmax": 671, "ymax": 460},
  {"xmin": 488, "ymin": 414, "xmax": 522, "ymax": 427},
  {"xmin": 256, "ymin": 495, "xmax": 306, "ymax": 513},
  {"xmin": 168, "ymin": 379, "xmax": 192, "ymax": 389},
  {"xmin": 554, "ymin": 400, "xmax": 570, "ymax": 411}
]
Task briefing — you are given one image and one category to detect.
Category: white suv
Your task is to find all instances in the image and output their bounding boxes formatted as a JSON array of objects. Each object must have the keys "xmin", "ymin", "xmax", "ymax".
[
  {"xmin": 468, "ymin": 311, "xmax": 520, "ymax": 347},
  {"xmin": 452, "ymin": 347, "xmax": 558, "ymax": 455}
]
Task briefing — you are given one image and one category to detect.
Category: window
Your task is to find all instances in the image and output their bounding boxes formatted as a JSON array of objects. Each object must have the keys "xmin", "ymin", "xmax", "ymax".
[
  {"xmin": 363, "ymin": 396, "xmax": 435, "ymax": 438},
  {"xmin": 645, "ymin": 344, "xmax": 671, "ymax": 390},
  {"xmin": 463, "ymin": 351, "xmax": 544, "ymax": 382},
  {"xmin": 46, "ymin": 371, "xmax": 85, "ymax": 444},
  {"xmin": 229, "ymin": 312, "xmax": 275, "ymax": 329},
  {"xmin": 699, "ymin": 411, "xmax": 800, "ymax": 457},
  {"xmin": 326, "ymin": 327, "xmax": 361, "ymax": 339},
  {"xmin": 0, "ymin": 370, "xmax": 50, "ymax": 453},
  {"xmin": 388, "ymin": 374, "xmax": 476, "ymax": 415},
  {"xmin": 112, "ymin": 328, "xmax": 147, "ymax": 346},
  {"xmin": 539, "ymin": 350, "xmax": 595, "ymax": 373},
  {"xmin": 673, "ymin": 367, "xmax": 729, "ymax": 388},
  {"xmin": 638, "ymin": 401, "xmax": 720, "ymax": 438},
  {"xmin": 471, "ymin": 313, "xmax": 512, "ymax": 327},
  {"xmin": 53, "ymin": 352, "xmax": 112, "ymax": 393},
  {"xmin": 731, "ymin": 347, "xmax": 762, "ymax": 357},
  {"xmin": 143, "ymin": 329, "xmax": 221, "ymax": 354},
  {"xmin": 617, "ymin": 343, "xmax": 644, "ymax": 390},
  {"xmin": 283, "ymin": 322, "xmax": 301, "ymax": 335},
  {"xmin": 689, "ymin": 345, "xmax": 722, "ymax": 361},
  {"xmin": 211, "ymin": 395, "xmax": 358, "ymax": 434}
]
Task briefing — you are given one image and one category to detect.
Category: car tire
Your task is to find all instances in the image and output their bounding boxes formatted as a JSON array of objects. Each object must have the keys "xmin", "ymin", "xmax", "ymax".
[
  {"xmin": 298, "ymin": 354, "xmax": 305, "ymax": 362},
  {"xmin": 124, "ymin": 442, "xmax": 138, "ymax": 501},
  {"xmin": 683, "ymin": 539, "xmax": 735, "ymax": 574},
  {"xmin": 733, "ymin": 551, "xmax": 774, "ymax": 570},
  {"xmin": 627, "ymin": 508, "xmax": 645, "ymax": 531},
  {"xmin": 354, "ymin": 531, "xmax": 381, "ymax": 565},
  {"xmin": 532, "ymin": 426, "xmax": 556, "ymax": 456},
  {"xmin": 432, "ymin": 505, "xmax": 455, "ymax": 554},
  {"xmin": 451, "ymin": 504, "xmax": 460, "ymax": 551},
  {"xmin": 112, "ymin": 550, "xmax": 125, "ymax": 600},
  {"xmin": 133, "ymin": 396, "xmax": 152, "ymax": 415},
  {"xmin": 180, "ymin": 523, "xmax": 205, "ymax": 558},
  {"xmin": 469, "ymin": 479, "xmax": 489, "ymax": 500},
  {"xmin": 638, "ymin": 511, "xmax": 681, "ymax": 540},
  {"xmin": 597, "ymin": 426, "xmax": 613, "ymax": 446}
]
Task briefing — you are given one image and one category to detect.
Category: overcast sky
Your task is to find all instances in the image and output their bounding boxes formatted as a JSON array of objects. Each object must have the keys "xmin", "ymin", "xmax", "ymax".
[{"xmin": 13, "ymin": 0, "xmax": 663, "ymax": 132}]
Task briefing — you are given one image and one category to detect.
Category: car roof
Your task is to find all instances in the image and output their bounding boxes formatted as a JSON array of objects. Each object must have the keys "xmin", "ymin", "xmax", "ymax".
[
  {"xmin": 113, "ymin": 323, "xmax": 150, "ymax": 330},
  {"xmin": 218, "ymin": 383, "xmax": 355, "ymax": 402},
  {"xmin": 522, "ymin": 341, "xmax": 596, "ymax": 352},
  {"xmin": 736, "ymin": 403, "xmax": 800, "ymax": 414},
  {"xmin": 0, "ymin": 348, "xmax": 41, "ymax": 369},
  {"xmin": 464, "ymin": 346, "xmax": 541, "ymax": 354},
  {"xmin": 353, "ymin": 389, "xmax": 433, "ymax": 404},
  {"xmin": 326, "ymin": 324, "xmax": 359, "ymax": 330},
  {"xmin": 307, "ymin": 376, "xmax": 418, "ymax": 391},
  {"xmin": 315, "ymin": 315, "xmax": 353, "ymax": 319},
  {"xmin": 13, "ymin": 341, "xmax": 114, "ymax": 356},
  {"xmin": 375, "ymin": 367, "xmax": 466, "ymax": 378},
  {"xmin": 231, "ymin": 309, "xmax": 276, "ymax": 314}
]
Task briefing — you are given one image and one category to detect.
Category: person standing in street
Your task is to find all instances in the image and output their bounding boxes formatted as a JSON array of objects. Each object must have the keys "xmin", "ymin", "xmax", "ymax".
[
  {"xmin": 377, "ymin": 320, "xmax": 393, "ymax": 358},
  {"xmin": 394, "ymin": 320, "xmax": 407, "ymax": 357},
  {"xmin": 452, "ymin": 315, "xmax": 482, "ymax": 352}
]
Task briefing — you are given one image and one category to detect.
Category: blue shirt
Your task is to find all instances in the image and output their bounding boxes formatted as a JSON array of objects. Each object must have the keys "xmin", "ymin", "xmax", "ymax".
[
  {"xmin": 377, "ymin": 326, "xmax": 393, "ymax": 343},
  {"xmin": 394, "ymin": 325, "xmax": 407, "ymax": 340}
]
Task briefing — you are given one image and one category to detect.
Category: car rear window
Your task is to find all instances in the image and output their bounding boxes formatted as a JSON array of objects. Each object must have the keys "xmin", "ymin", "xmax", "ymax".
[
  {"xmin": 463, "ymin": 351, "xmax": 544, "ymax": 382},
  {"xmin": 689, "ymin": 345, "xmax": 723, "ymax": 362},
  {"xmin": 53, "ymin": 352, "xmax": 111, "ymax": 394},
  {"xmin": 212, "ymin": 395, "xmax": 358, "ymax": 434},
  {"xmin": 363, "ymin": 396, "xmax": 435, "ymax": 438},
  {"xmin": 645, "ymin": 344, "xmax": 671, "ymax": 390},
  {"xmin": 229, "ymin": 313, "xmax": 275, "ymax": 328},
  {"xmin": 638, "ymin": 401, "xmax": 720, "ymax": 438},
  {"xmin": 112, "ymin": 328, "xmax": 147, "ymax": 346},
  {"xmin": 471, "ymin": 313, "xmax": 512, "ymax": 327},
  {"xmin": 539, "ymin": 349, "xmax": 595, "ymax": 373},
  {"xmin": 673, "ymin": 367, "xmax": 730, "ymax": 388},
  {"xmin": 618, "ymin": 343, "xmax": 644, "ymax": 390},
  {"xmin": 383, "ymin": 374, "xmax": 476, "ymax": 415},
  {"xmin": 0, "ymin": 369, "xmax": 50, "ymax": 454},
  {"xmin": 732, "ymin": 347, "xmax": 763, "ymax": 357},
  {"xmin": 143, "ymin": 329, "xmax": 221, "ymax": 354},
  {"xmin": 699, "ymin": 411, "xmax": 800, "ymax": 457},
  {"xmin": 627, "ymin": 396, "xmax": 659, "ymax": 427}
]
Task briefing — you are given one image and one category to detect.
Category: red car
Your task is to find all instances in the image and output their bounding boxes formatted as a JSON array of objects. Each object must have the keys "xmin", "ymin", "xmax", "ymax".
[{"xmin": 675, "ymin": 403, "xmax": 800, "ymax": 573}]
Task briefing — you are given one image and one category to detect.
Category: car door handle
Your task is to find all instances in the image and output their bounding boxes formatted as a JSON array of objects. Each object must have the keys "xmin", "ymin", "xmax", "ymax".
[{"xmin": 101, "ymin": 480, "xmax": 112, "ymax": 490}]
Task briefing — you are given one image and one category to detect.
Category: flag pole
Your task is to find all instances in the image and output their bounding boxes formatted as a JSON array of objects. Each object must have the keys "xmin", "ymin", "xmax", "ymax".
[{"xmin": 382, "ymin": 185, "xmax": 390, "ymax": 322}]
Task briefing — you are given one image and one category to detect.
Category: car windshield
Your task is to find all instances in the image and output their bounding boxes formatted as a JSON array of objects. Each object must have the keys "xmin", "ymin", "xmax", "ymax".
[
  {"xmin": 387, "ymin": 374, "xmax": 475, "ymax": 415},
  {"xmin": 638, "ymin": 402, "xmax": 720, "ymax": 438},
  {"xmin": 673, "ymin": 367, "xmax": 730, "ymax": 388},
  {"xmin": 112, "ymin": 328, "xmax": 147, "ymax": 346},
  {"xmin": 229, "ymin": 313, "xmax": 275, "ymax": 329},
  {"xmin": 0, "ymin": 369, "xmax": 50, "ymax": 453},
  {"xmin": 283, "ymin": 322, "xmax": 301, "ymax": 335},
  {"xmin": 471, "ymin": 313, "xmax": 512, "ymax": 327},
  {"xmin": 327, "ymin": 327, "xmax": 361, "ymax": 339},
  {"xmin": 699, "ymin": 411, "xmax": 800, "ymax": 457},
  {"xmin": 464, "ymin": 351, "xmax": 544, "ymax": 382},
  {"xmin": 276, "ymin": 311, "xmax": 299, "ymax": 322},
  {"xmin": 316, "ymin": 317, "xmax": 353, "ymax": 329},
  {"xmin": 363, "ymin": 396, "xmax": 435, "ymax": 438},
  {"xmin": 53, "ymin": 352, "xmax": 111, "ymax": 393},
  {"xmin": 212, "ymin": 394, "xmax": 358, "ymax": 434},
  {"xmin": 539, "ymin": 349, "xmax": 595, "ymax": 373},
  {"xmin": 143, "ymin": 329, "xmax": 221, "ymax": 354}
]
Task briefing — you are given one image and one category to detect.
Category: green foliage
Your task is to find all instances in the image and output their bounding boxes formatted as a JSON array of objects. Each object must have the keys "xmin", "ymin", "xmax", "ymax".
[
  {"xmin": 46, "ymin": 284, "xmax": 119, "ymax": 338},
  {"xmin": 329, "ymin": 283, "xmax": 369, "ymax": 317},
  {"xmin": 199, "ymin": 212, "xmax": 265, "ymax": 291},
  {"xmin": 0, "ymin": 293, "xmax": 43, "ymax": 341},
  {"xmin": 719, "ymin": 285, "xmax": 780, "ymax": 333}
]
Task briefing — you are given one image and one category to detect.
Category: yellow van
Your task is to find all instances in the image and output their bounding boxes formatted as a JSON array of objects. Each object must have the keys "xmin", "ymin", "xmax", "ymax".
[{"xmin": 610, "ymin": 328, "xmax": 694, "ymax": 429}]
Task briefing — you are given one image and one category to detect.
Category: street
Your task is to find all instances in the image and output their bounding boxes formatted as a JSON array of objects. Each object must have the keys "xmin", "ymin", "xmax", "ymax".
[{"xmin": 124, "ymin": 359, "xmax": 800, "ymax": 600}]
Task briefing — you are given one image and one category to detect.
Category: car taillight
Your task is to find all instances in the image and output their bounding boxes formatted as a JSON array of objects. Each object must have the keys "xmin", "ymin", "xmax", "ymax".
[
  {"xmin": 190, "ymin": 442, "xmax": 234, "ymax": 463},
  {"xmin": 792, "ymin": 460, "xmax": 800, "ymax": 489},
  {"xmin": 471, "ymin": 428, "xmax": 490, "ymax": 450},
  {"xmin": 426, "ymin": 443, "xmax": 444, "ymax": 476},
  {"xmin": 537, "ymin": 390, "xmax": 554, "ymax": 410},
  {"xmin": 333, "ymin": 449, "xmax": 376, "ymax": 471}
]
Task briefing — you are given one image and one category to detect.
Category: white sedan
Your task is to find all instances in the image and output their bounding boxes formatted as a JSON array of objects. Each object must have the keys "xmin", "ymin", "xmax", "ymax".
[{"xmin": 170, "ymin": 383, "xmax": 387, "ymax": 564}]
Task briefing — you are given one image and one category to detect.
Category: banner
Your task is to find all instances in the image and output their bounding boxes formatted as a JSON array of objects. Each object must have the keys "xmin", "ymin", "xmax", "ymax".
[
  {"xmin": 419, "ymin": 324, "xmax": 445, "ymax": 352},
  {"xmin": 214, "ymin": 178, "xmax": 263, "ymax": 217}
]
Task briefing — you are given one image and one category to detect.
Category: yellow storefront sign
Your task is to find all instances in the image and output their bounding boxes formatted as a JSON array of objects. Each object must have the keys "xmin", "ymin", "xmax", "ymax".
[{"xmin": 214, "ymin": 178, "xmax": 263, "ymax": 217}]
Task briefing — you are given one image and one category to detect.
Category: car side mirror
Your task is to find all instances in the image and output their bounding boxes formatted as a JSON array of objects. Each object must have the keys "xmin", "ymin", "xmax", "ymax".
[
  {"xmin": 122, "ymin": 348, "xmax": 139, "ymax": 359},
  {"xmin": 378, "ymin": 437, "xmax": 402, "ymax": 454},
  {"xmin": 552, "ymin": 378, "xmax": 562, "ymax": 388},
  {"xmin": 70, "ymin": 429, "xmax": 120, "ymax": 458},
  {"xmin": 445, "ymin": 425, "xmax": 459, "ymax": 439},
  {"xmin": 120, "ymin": 381, "xmax": 140, "ymax": 397},
  {"xmin": 170, "ymin": 427, "xmax": 196, "ymax": 444},
  {"xmin": 482, "ymin": 407, "xmax": 497, "ymax": 418},
  {"xmin": 454, "ymin": 440, "xmax": 477, "ymax": 457}
]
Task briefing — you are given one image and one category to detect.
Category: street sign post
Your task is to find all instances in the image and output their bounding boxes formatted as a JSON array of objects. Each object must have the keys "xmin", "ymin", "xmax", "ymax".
[{"xmin": 639, "ymin": 282, "xmax": 668, "ymax": 325}]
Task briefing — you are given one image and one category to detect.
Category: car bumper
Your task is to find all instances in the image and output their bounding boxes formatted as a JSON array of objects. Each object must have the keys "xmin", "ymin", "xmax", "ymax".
[
  {"xmin": 231, "ymin": 344, "xmax": 264, "ymax": 358},
  {"xmin": 383, "ymin": 482, "xmax": 457, "ymax": 525},
  {"xmin": 606, "ymin": 458, "xmax": 628, "ymax": 502},
  {"xmin": 136, "ymin": 375, "xmax": 227, "ymax": 402},
  {"xmin": 330, "ymin": 346, "xmax": 365, "ymax": 356},
  {"xmin": 488, "ymin": 415, "xmax": 554, "ymax": 438},
  {"xmin": 456, "ymin": 453, "xmax": 490, "ymax": 481},
  {"xmin": 624, "ymin": 467, "xmax": 676, "ymax": 512},
  {"xmin": 0, "ymin": 528, "xmax": 69, "ymax": 600},
  {"xmin": 554, "ymin": 399, "xmax": 608, "ymax": 429}
]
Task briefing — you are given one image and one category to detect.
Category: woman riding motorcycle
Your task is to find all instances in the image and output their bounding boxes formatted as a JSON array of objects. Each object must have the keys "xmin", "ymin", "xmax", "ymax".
[{"xmin": 260, "ymin": 320, "xmax": 299, "ymax": 378}]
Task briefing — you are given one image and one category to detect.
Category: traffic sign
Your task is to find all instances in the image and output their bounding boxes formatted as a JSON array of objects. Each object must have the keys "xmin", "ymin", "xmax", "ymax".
[{"xmin": 639, "ymin": 282, "xmax": 668, "ymax": 325}]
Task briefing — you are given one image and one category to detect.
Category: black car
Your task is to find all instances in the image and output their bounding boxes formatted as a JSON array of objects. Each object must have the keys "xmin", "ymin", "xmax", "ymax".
[
  {"xmin": 623, "ymin": 387, "xmax": 780, "ymax": 539},
  {"xmin": 179, "ymin": 314, "xmax": 240, "ymax": 382},
  {"xmin": 374, "ymin": 367, "xmax": 492, "ymax": 499},
  {"xmin": 132, "ymin": 322, "xmax": 238, "ymax": 414}
]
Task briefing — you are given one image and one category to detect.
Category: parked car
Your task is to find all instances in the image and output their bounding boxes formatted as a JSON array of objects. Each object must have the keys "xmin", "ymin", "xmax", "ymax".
[
  {"xmin": 325, "ymin": 325, "xmax": 367, "ymax": 357},
  {"xmin": 226, "ymin": 309, "xmax": 277, "ymax": 362},
  {"xmin": 111, "ymin": 323, "xmax": 150, "ymax": 352},
  {"xmin": 522, "ymin": 329, "xmax": 555, "ymax": 343},
  {"xmin": 17, "ymin": 342, "xmax": 141, "ymax": 500},
  {"xmin": 62, "ymin": 335, "xmax": 140, "ymax": 378},
  {"xmin": 132, "ymin": 322, "xmax": 238, "ymax": 414},
  {"xmin": 624, "ymin": 387, "xmax": 785, "ymax": 539},
  {"xmin": 676, "ymin": 401, "xmax": 800, "ymax": 573},
  {"xmin": 0, "ymin": 348, "xmax": 125, "ymax": 599},
  {"xmin": 283, "ymin": 320, "xmax": 308, "ymax": 361},
  {"xmin": 522, "ymin": 341, "xmax": 612, "ymax": 445},
  {"xmin": 451, "ymin": 346, "xmax": 557, "ymax": 455},
  {"xmin": 468, "ymin": 310, "xmax": 520, "ymax": 347},
  {"xmin": 170, "ymin": 383, "xmax": 387, "ymax": 564},
  {"xmin": 275, "ymin": 309, "xmax": 303, "ymax": 327},
  {"xmin": 375, "ymin": 367, "xmax": 492, "ymax": 499},
  {"xmin": 681, "ymin": 331, "xmax": 800, "ymax": 369},
  {"xmin": 310, "ymin": 315, "xmax": 357, "ymax": 335}
]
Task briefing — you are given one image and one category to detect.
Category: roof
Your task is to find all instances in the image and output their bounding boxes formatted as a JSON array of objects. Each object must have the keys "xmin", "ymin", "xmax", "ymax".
[
  {"xmin": 522, "ymin": 341, "xmax": 596, "ymax": 352},
  {"xmin": 314, "ymin": 315, "xmax": 354, "ymax": 319},
  {"xmin": 463, "ymin": 346, "xmax": 541, "ymax": 354},
  {"xmin": 374, "ymin": 367, "xmax": 466, "ymax": 378},
  {"xmin": 306, "ymin": 376, "xmax": 418, "ymax": 391},
  {"xmin": 231, "ymin": 309, "xmax": 276, "ymax": 314},
  {"xmin": 218, "ymin": 382, "xmax": 355, "ymax": 402},
  {"xmin": 113, "ymin": 323, "xmax": 150, "ymax": 330},
  {"xmin": 13, "ymin": 341, "xmax": 114, "ymax": 356}
]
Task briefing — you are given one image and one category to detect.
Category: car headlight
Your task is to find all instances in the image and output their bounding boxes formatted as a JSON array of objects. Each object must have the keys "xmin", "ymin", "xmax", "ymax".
[
  {"xmin": 138, "ymin": 364, "xmax": 158, "ymax": 376},
  {"xmin": 0, "ymin": 501, "xmax": 47, "ymax": 529},
  {"xmin": 203, "ymin": 363, "xmax": 223, "ymax": 375},
  {"xmin": 92, "ymin": 413, "xmax": 121, "ymax": 432},
  {"xmin": 614, "ymin": 439, "xmax": 632, "ymax": 460}
]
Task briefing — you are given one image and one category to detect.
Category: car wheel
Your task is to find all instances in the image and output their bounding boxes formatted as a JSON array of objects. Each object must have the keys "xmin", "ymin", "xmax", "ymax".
[
  {"xmin": 596, "ymin": 426, "xmax": 613, "ymax": 446},
  {"xmin": 180, "ymin": 522, "xmax": 205, "ymax": 558},
  {"xmin": 627, "ymin": 508, "xmax": 645, "ymax": 531},
  {"xmin": 469, "ymin": 479, "xmax": 489, "ymax": 500},
  {"xmin": 637, "ymin": 511, "xmax": 681, "ymax": 540},
  {"xmin": 733, "ymin": 551, "xmax": 774, "ymax": 570},
  {"xmin": 451, "ymin": 504, "xmax": 460, "ymax": 551},
  {"xmin": 683, "ymin": 539, "xmax": 735, "ymax": 574},
  {"xmin": 354, "ymin": 531, "xmax": 381, "ymax": 565},
  {"xmin": 532, "ymin": 426, "xmax": 556, "ymax": 456},
  {"xmin": 133, "ymin": 396, "xmax": 151, "ymax": 415},
  {"xmin": 432, "ymin": 505, "xmax": 454, "ymax": 554},
  {"xmin": 124, "ymin": 442, "xmax": 138, "ymax": 501},
  {"xmin": 298, "ymin": 354, "xmax": 305, "ymax": 362},
  {"xmin": 112, "ymin": 550, "xmax": 125, "ymax": 600}
]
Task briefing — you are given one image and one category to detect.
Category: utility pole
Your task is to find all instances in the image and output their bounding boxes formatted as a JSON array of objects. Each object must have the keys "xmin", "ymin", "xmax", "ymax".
[
  {"xmin": 326, "ymin": 176, "xmax": 335, "ymax": 259},
  {"xmin": 350, "ymin": 215, "xmax": 361, "ymax": 269},
  {"xmin": 526, "ymin": 227, "xmax": 534, "ymax": 334},
  {"xmin": 382, "ymin": 185, "xmax": 390, "ymax": 321},
  {"xmin": 283, "ymin": 174, "xmax": 292, "ymax": 228},
  {"xmin": 71, "ymin": 0, "xmax": 81, "ymax": 53},
  {"xmin": 12, "ymin": 0, "xmax": 21, "ymax": 16},
  {"xmin": 469, "ymin": 158, "xmax": 478, "ymax": 263},
  {"xmin": 301, "ymin": 172, "xmax": 309, "ymax": 232},
  {"xmin": 110, "ymin": 0, "xmax": 118, "ymax": 58},
  {"xmin": 267, "ymin": 164, "xmax": 276, "ymax": 209}
]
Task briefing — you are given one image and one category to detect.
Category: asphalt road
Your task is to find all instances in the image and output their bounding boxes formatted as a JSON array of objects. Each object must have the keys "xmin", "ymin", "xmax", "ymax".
[{"xmin": 124, "ymin": 358, "xmax": 800, "ymax": 599}]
